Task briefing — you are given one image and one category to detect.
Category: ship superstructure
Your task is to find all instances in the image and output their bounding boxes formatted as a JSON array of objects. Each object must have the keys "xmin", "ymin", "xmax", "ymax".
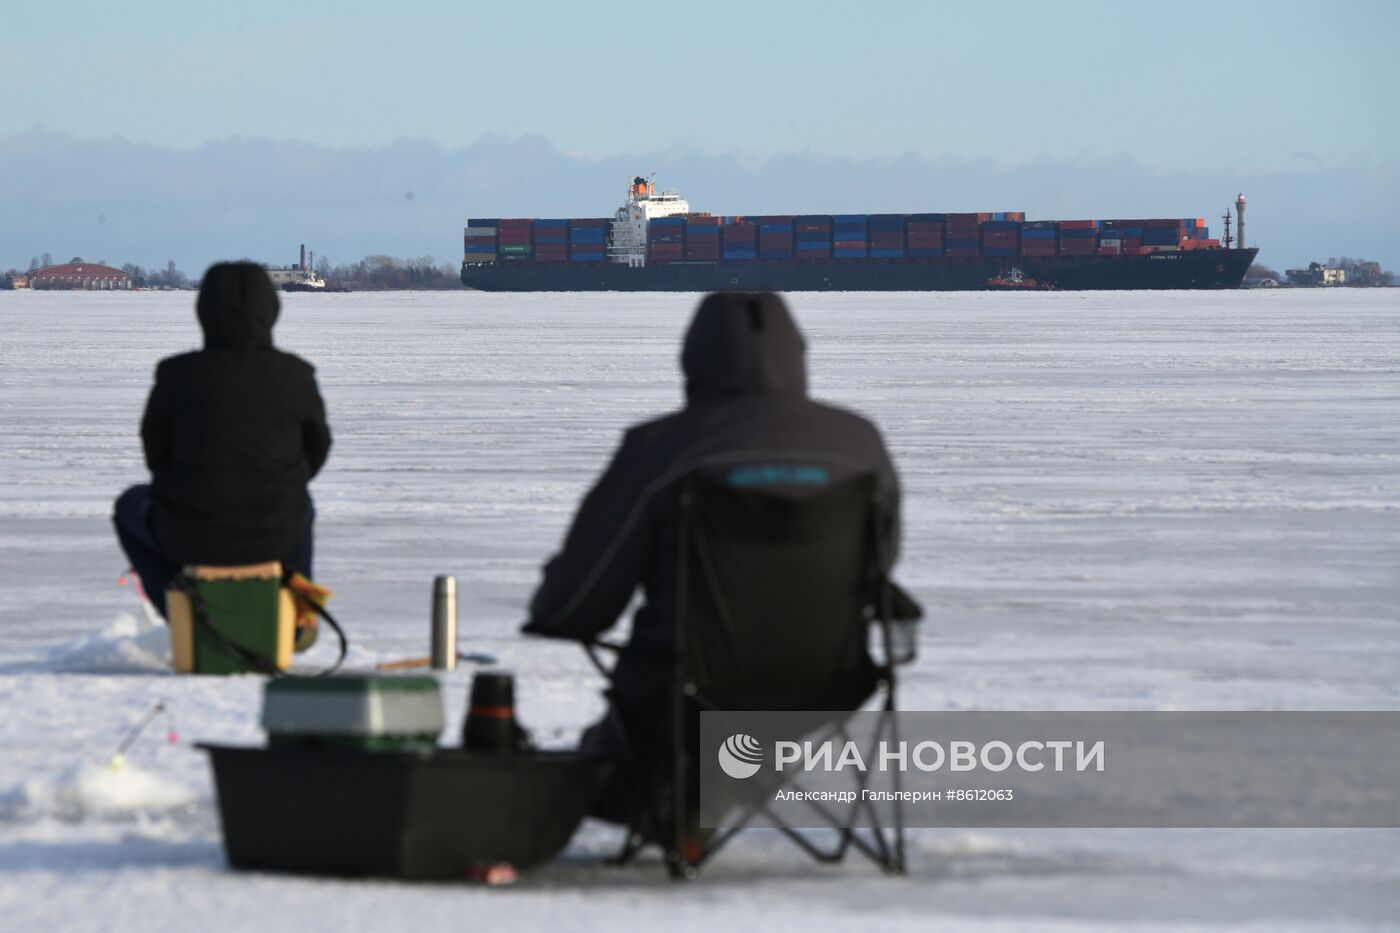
[{"xmin": 607, "ymin": 176, "xmax": 691, "ymax": 267}]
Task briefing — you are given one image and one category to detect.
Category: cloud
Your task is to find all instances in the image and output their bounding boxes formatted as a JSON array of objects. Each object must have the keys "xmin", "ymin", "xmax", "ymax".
[{"xmin": 3, "ymin": 127, "xmax": 1396, "ymax": 274}]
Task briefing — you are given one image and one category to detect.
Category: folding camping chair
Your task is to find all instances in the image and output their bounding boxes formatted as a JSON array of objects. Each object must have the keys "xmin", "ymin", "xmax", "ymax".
[{"xmin": 586, "ymin": 471, "xmax": 917, "ymax": 879}]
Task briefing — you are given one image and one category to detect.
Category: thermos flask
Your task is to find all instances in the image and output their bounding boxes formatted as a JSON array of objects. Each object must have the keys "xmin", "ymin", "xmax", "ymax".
[{"xmin": 430, "ymin": 575, "xmax": 457, "ymax": 671}]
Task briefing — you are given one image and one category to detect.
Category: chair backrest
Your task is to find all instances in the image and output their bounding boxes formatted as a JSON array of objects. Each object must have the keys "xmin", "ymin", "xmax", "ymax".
[
  {"xmin": 168, "ymin": 563, "xmax": 295, "ymax": 674},
  {"xmin": 676, "ymin": 472, "xmax": 885, "ymax": 711}
]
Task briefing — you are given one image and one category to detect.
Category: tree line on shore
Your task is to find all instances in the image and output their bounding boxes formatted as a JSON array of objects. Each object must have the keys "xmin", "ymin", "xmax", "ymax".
[
  {"xmin": 314, "ymin": 255, "xmax": 460, "ymax": 290},
  {"xmin": 5, "ymin": 254, "xmax": 462, "ymax": 290},
  {"xmin": 1246, "ymin": 258, "xmax": 1393, "ymax": 287}
]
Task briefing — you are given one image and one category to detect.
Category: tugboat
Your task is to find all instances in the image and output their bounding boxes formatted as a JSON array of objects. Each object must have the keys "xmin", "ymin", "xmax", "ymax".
[
  {"xmin": 986, "ymin": 267, "xmax": 1048, "ymax": 290},
  {"xmin": 265, "ymin": 245, "xmax": 326, "ymax": 292}
]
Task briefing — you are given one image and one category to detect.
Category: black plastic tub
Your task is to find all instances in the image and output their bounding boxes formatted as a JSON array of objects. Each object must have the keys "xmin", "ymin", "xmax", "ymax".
[{"xmin": 202, "ymin": 744, "xmax": 611, "ymax": 879}]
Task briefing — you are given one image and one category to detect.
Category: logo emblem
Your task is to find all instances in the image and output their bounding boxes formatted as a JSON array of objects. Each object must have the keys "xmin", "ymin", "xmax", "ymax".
[{"xmin": 718, "ymin": 733, "xmax": 764, "ymax": 779}]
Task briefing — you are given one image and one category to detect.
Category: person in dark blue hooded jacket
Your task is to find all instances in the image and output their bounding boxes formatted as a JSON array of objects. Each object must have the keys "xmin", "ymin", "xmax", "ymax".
[
  {"xmin": 523, "ymin": 291, "xmax": 902, "ymax": 821},
  {"xmin": 113, "ymin": 262, "xmax": 331, "ymax": 616}
]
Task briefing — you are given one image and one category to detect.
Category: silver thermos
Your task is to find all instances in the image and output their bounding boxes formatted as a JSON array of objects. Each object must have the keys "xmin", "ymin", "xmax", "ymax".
[{"xmin": 431, "ymin": 575, "xmax": 458, "ymax": 670}]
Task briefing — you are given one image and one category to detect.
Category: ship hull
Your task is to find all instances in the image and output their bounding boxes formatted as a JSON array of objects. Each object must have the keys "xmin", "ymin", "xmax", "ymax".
[{"xmin": 461, "ymin": 248, "xmax": 1257, "ymax": 292}]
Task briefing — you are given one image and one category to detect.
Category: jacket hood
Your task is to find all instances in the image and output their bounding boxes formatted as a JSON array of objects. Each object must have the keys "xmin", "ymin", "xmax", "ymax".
[
  {"xmin": 197, "ymin": 262, "xmax": 280, "ymax": 349},
  {"xmin": 682, "ymin": 292, "xmax": 807, "ymax": 403}
]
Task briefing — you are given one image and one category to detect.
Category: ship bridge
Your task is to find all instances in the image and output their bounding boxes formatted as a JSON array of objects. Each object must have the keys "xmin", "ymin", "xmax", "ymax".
[{"xmin": 609, "ymin": 175, "xmax": 689, "ymax": 267}]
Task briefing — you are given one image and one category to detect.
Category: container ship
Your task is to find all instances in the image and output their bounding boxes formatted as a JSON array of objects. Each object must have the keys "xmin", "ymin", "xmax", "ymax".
[{"xmin": 460, "ymin": 178, "xmax": 1257, "ymax": 292}]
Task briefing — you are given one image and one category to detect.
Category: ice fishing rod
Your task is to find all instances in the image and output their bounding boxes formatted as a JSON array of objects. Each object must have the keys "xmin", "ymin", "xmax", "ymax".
[{"xmin": 110, "ymin": 699, "xmax": 179, "ymax": 769}]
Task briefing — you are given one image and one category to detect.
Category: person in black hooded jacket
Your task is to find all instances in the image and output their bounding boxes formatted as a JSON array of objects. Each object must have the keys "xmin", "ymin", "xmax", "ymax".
[
  {"xmin": 523, "ymin": 291, "xmax": 902, "ymax": 820},
  {"xmin": 113, "ymin": 262, "xmax": 331, "ymax": 616}
]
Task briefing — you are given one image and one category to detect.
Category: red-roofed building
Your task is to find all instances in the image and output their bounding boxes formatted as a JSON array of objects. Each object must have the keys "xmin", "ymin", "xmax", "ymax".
[{"xmin": 31, "ymin": 262, "xmax": 131, "ymax": 290}]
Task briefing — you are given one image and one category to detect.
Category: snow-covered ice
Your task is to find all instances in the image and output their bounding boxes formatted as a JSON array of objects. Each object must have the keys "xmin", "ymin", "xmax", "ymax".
[{"xmin": 1, "ymin": 288, "xmax": 1397, "ymax": 931}]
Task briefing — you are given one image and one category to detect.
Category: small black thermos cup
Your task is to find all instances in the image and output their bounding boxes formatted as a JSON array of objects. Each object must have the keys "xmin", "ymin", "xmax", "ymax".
[{"xmin": 462, "ymin": 672, "xmax": 527, "ymax": 753}]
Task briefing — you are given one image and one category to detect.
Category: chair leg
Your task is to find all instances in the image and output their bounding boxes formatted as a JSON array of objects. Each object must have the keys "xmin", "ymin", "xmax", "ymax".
[{"xmin": 610, "ymin": 829, "xmax": 647, "ymax": 866}]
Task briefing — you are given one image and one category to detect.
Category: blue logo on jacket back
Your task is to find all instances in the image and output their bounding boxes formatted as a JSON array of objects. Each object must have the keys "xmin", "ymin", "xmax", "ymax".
[{"xmin": 727, "ymin": 464, "xmax": 830, "ymax": 488}]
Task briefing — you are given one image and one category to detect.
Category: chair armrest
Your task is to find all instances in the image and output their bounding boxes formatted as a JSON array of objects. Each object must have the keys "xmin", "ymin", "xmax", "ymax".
[
  {"xmin": 874, "ymin": 581, "xmax": 922, "ymax": 666},
  {"xmin": 888, "ymin": 581, "xmax": 923, "ymax": 622}
]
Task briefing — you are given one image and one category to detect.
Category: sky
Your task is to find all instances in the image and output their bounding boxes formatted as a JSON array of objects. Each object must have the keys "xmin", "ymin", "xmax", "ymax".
[{"xmin": 3, "ymin": 0, "xmax": 1397, "ymax": 274}]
